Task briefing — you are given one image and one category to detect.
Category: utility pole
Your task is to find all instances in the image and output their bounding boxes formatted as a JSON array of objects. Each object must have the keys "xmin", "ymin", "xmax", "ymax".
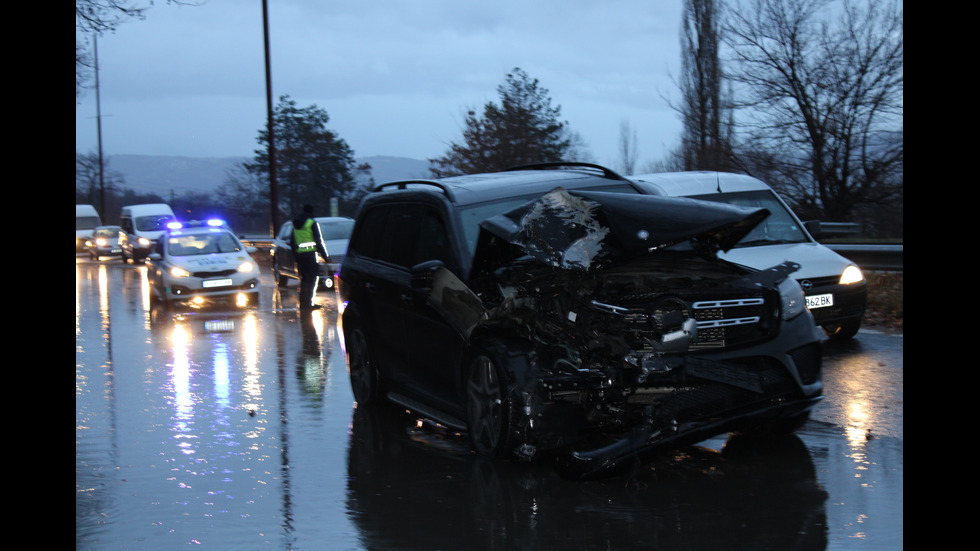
[
  {"xmin": 94, "ymin": 34, "xmax": 106, "ymax": 218},
  {"xmin": 263, "ymin": 0, "xmax": 279, "ymax": 236}
]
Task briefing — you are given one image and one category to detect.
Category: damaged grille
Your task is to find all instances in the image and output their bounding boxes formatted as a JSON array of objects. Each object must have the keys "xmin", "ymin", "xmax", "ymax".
[{"xmin": 619, "ymin": 292, "xmax": 774, "ymax": 350}]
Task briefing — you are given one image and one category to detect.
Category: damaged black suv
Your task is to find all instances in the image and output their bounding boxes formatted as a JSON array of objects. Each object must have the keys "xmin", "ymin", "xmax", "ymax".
[{"xmin": 339, "ymin": 163, "xmax": 822, "ymax": 479}]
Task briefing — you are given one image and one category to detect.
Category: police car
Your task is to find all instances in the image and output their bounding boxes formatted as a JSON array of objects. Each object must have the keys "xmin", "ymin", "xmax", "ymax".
[{"xmin": 147, "ymin": 219, "xmax": 260, "ymax": 309}]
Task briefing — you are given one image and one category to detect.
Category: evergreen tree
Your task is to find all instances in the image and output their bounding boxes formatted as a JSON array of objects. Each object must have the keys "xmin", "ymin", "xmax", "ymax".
[
  {"xmin": 429, "ymin": 68, "xmax": 572, "ymax": 177},
  {"xmin": 245, "ymin": 95, "xmax": 361, "ymax": 219}
]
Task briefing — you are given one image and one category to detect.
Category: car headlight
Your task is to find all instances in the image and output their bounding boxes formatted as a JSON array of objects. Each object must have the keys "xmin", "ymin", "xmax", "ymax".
[
  {"xmin": 238, "ymin": 261, "xmax": 255, "ymax": 273},
  {"xmin": 138, "ymin": 237, "xmax": 151, "ymax": 247},
  {"xmin": 778, "ymin": 277, "xmax": 807, "ymax": 321},
  {"xmin": 96, "ymin": 238, "xmax": 107, "ymax": 247},
  {"xmin": 170, "ymin": 266, "xmax": 191, "ymax": 278},
  {"xmin": 839, "ymin": 264, "xmax": 864, "ymax": 285}
]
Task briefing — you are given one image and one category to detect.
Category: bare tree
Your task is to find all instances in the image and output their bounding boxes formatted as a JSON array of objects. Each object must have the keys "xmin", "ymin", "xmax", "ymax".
[
  {"xmin": 678, "ymin": 0, "xmax": 735, "ymax": 171},
  {"xmin": 76, "ymin": 151, "xmax": 125, "ymax": 204},
  {"xmin": 76, "ymin": 1, "xmax": 201, "ymax": 96},
  {"xmin": 724, "ymin": 0, "xmax": 903, "ymax": 223},
  {"xmin": 76, "ymin": 1, "xmax": 149, "ymax": 96}
]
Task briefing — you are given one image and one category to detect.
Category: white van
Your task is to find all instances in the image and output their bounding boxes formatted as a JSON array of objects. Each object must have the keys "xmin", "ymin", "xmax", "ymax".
[
  {"xmin": 76, "ymin": 204, "xmax": 102, "ymax": 252},
  {"xmin": 629, "ymin": 171, "xmax": 867, "ymax": 339},
  {"xmin": 119, "ymin": 203, "xmax": 176, "ymax": 263}
]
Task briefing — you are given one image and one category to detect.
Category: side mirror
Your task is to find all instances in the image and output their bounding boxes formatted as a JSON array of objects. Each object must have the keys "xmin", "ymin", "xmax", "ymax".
[
  {"xmin": 148, "ymin": 252, "xmax": 162, "ymax": 261},
  {"xmin": 803, "ymin": 220, "xmax": 822, "ymax": 238},
  {"xmin": 410, "ymin": 260, "xmax": 445, "ymax": 292}
]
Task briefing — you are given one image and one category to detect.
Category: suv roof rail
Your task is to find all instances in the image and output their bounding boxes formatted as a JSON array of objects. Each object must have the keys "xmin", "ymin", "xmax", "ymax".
[
  {"xmin": 503, "ymin": 162, "xmax": 628, "ymax": 181},
  {"xmin": 374, "ymin": 180, "xmax": 456, "ymax": 201}
]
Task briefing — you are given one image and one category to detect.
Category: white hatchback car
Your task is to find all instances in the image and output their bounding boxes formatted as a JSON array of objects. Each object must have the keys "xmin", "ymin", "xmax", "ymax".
[
  {"xmin": 629, "ymin": 171, "xmax": 867, "ymax": 339},
  {"xmin": 147, "ymin": 219, "xmax": 260, "ymax": 309}
]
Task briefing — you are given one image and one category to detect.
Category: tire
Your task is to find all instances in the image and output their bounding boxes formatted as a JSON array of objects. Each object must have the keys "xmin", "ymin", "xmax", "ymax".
[
  {"xmin": 274, "ymin": 261, "xmax": 289, "ymax": 288},
  {"xmin": 346, "ymin": 326, "xmax": 382, "ymax": 406},
  {"xmin": 823, "ymin": 319, "xmax": 860, "ymax": 339},
  {"xmin": 465, "ymin": 345, "xmax": 517, "ymax": 458}
]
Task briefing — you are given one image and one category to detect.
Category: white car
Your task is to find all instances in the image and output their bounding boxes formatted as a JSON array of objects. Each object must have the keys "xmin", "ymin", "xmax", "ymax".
[
  {"xmin": 271, "ymin": 217, "xmax": 354, "ymax": 290},
  {"xmin": 629, "ymin": 171, "xmax": 867, "ymax": 339},
  {"xmin": 147, "ymin": 219, "xmax": 260, "ymax": 309},
  {"xmin": 86, "ymin": 225, "xmax": 123, "ymax": 260}
]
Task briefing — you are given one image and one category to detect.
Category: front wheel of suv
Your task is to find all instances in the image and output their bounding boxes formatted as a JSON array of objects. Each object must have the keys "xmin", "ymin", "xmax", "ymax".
[{"xmin": 466, "ymin": 345, "xmax": 516, "ymax": 458}]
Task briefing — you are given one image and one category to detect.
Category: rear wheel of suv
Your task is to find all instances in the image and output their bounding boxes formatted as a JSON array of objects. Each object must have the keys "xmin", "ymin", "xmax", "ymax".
[
  {"xmin": 466, "ymin": 345, "xmax": 516, "ymax": 458},
  {"xmin": 346, "ymin": 326, "xmax": 381, "ymax": 406}
]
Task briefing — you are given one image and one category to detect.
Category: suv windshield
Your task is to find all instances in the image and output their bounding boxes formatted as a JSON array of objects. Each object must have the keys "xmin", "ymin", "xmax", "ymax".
[
  {"xmin": 168, "ymin": 232, "xmax": 242, "ymax": 256},
  {"xmin": 690, "ymin": 190, "xmax": 809, "ymax": 246}
]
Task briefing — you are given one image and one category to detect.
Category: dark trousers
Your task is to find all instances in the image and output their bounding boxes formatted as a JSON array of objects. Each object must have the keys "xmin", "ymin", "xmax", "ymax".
[{"xmin": 296, "ymin": 251, "xmax": 319, "ymax": 308}]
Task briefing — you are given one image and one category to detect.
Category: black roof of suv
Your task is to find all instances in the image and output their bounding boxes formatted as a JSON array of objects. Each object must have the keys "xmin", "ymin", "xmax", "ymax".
[{"xmin": 371, "ymin": 162, "xmax": 643, "ymax": 206}]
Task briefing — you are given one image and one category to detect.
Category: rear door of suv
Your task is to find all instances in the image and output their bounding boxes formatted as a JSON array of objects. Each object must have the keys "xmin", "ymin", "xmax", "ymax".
[{"xmin": 343, "ymin": 198, "xmax": 470, "ymax": 416}]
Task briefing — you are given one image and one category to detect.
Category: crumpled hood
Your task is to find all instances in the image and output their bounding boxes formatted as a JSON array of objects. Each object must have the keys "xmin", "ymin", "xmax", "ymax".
[{"xmin": 476, "ymin": 188, "xmax": 770, "ymax": 271}]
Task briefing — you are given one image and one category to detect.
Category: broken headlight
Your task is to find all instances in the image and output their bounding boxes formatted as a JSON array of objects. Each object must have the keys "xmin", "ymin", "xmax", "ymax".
[{"xmin": 778, "ymin": 276, "xmax": 806, "ymax": 320}]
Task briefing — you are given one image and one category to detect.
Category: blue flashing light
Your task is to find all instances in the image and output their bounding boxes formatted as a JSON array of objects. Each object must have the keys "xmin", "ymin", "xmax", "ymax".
[{"xmin": 167, "ymin": 221, "xmax": 184, "ymax": 230}]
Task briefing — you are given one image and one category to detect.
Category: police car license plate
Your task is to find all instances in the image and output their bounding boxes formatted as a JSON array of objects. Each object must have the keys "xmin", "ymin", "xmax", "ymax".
[
  {"xmin": 203, "ymin": 278, "xmax": 233, "ymax": 288},
  {"xmin": 806, "ymin": 293, "xmax": 834, "ymax": 309},
  {"xmin": 205, "ymin": 320, "xmax": 235, "ymax": 332}
]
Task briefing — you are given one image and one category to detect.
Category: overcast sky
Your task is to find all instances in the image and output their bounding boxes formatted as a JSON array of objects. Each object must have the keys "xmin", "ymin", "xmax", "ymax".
[{"xmin": 75, "ymin": 0, "xmax": 685, "ymax": 170}]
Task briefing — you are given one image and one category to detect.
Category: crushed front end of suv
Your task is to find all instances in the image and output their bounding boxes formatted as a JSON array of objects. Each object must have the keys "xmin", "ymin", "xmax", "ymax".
[{"xmin": 339, "ymin": 164, "xmax": 822, "ymax": 479}]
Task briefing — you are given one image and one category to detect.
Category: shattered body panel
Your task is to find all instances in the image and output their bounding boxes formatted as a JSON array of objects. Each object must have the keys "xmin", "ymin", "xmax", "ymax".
[{"xmin": 341, "ymin": 171, "xmax": 822, "ymax": 480}]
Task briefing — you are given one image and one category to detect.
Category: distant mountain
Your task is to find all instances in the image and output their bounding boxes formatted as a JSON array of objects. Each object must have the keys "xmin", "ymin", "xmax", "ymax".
[
  {"xmin": 360, "ymin": 155, "xmax": 431, "ymax": 185},
  {"xmin": 107, "ymin": 154, "xmax": 430, "ymax": 197}
]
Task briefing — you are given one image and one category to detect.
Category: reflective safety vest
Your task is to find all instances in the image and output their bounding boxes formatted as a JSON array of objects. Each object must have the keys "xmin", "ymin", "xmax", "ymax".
[{"xmin": 293, "ymin": 219, "xmax": 318, "ymax": 253}]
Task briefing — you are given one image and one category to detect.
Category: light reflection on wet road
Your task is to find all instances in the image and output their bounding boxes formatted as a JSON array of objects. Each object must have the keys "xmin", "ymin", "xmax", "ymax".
[{"xmin": 76, "ymin": 258, "xmax": 902, "ymax": 550}]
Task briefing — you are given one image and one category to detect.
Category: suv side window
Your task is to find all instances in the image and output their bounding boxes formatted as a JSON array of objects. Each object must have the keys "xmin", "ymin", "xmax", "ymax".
[
  {"xmin": 349, "ymin": 204, "xmax": 398, "ymax": 264},
  {"xmin": 413, "ymin": 206, "xmax": 453, "ymax": 269},
  {"xmin": 350, "ymin": 203, "xmax": 458, "ymax": 274}
]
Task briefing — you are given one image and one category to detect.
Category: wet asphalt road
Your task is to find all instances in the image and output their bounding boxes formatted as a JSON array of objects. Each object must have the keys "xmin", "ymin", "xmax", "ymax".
[{"xmin": 76, "ymin": 257, "xmax": 903, "ymax": 550}]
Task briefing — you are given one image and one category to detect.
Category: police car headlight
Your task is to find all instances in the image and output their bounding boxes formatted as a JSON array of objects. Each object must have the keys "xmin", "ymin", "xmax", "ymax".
[
  {"xmin": 778, "ymin": 277, "xmax": 806, "ymax": 321},
  {"xmin": 170, "ymin": 266, "xmax": 191, "ymax": 278},
  {"xmin": 839, "ymin": 264, "xmax": 864, "ymax": 285},
  {"xmin": 138, "ymin": 237, "xmax": 151, "ymax": 247},
  {"xmin": 238, "ymin": 261, "xmax": 255, "ymax": 273}
]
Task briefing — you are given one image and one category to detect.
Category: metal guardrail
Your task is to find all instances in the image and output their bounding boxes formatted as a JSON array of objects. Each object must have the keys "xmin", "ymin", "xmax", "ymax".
[
  {"xmin": 244, "ymin": 237, "xmax": 903, "ymax": 271},
  {"xmin": 826, "ymin": 244, "xmax": 903, "ymax": 272}
]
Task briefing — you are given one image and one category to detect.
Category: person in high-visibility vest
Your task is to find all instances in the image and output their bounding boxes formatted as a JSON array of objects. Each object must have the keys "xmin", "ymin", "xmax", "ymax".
[{"xmin": 289, "ymin": 204, "xmax": 329, "ymax": 310}]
